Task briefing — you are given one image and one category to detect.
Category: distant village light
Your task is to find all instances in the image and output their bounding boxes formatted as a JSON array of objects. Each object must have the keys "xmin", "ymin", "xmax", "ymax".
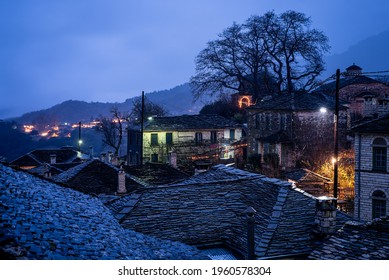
[{"xmin": 320, "ymin": 107, "xmax": 327, "ymax": 113}]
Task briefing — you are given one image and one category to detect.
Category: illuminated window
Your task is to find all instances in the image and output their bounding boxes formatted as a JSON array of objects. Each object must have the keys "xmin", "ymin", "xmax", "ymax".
[{"xmin": 239, "ymin": 97, "xmax": 250, "ymax": 108}]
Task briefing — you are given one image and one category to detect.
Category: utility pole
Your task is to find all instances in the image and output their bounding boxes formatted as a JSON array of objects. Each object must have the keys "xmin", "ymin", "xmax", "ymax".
[
  {"xmin": 333, "ymin": 69, "xmax": 340, "ymax": 201},
  {"xmin": 140, "ymin": 91, "xmax": 145, "ymax": 166},
  {"xmin": 78, "ymin": 121, "xmax": 82, "ymax": 152}
]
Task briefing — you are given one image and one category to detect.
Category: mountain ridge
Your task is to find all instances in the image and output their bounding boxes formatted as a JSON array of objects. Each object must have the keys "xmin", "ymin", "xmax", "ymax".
[{"xmin": 13, "ymin": 83, "xmax": 209, "ymax": 124}]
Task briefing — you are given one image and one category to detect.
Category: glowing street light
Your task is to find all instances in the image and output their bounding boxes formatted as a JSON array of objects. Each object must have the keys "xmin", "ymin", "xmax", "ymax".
[{"xmin": 319, "ymin": 107, "xmax": 327, "ymax": 114}]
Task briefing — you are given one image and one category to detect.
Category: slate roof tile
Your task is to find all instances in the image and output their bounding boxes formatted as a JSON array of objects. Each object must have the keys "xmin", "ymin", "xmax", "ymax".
[
  {"xmin": 144, "ymin": 114, "xmax": 241, "ymax": 131},
  {"xmin": 309, "ymin": 218, "xmax": 389, "ymax": 260},
  {"xmin": 0, "ymin": 164, "xmax": 208, "ymax": 260},
  {"xmin": 118, "ymin": 165, "xmax": 354, "ymax": 259}
]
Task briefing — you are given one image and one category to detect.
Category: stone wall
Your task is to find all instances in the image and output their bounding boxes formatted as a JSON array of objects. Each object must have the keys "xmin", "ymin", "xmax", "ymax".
[{"xmin": 354, "ymin": 134, "xmax": 389, "ymax": 221}]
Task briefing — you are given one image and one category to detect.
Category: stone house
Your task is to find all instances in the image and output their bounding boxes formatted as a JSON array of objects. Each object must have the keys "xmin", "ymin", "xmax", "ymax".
[
  {"xmin": 314, "ymin": 64, "xmax": 389, "ymax": 122},
  {"xmin": 352, "ymin": 115, "xmax": 389, "ymax": 221},
  {"xmin": 142, "ymin": 114, "xmax": 245, "ymax": 172},
  {"xmin": 116, "ymin": 165, "xmax": 354, "ymax": 259},
  {"xmin": 246, "ymin": 91, "xmax": 349, "ymax": 171},
  {"xmin": 9, "ymin": 147, "xmax": 90, "ymax": 177},
  {"xmin": 52, "ymin": 159, "xmax": 146, "ymax": 195}
]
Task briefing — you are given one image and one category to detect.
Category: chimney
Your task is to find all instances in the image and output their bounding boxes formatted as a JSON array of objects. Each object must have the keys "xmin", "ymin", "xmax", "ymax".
[
  {"xmin": 246, "ymin": 206, "xmax": 257, "ymax": 260},
  {"xmin": 117, "ymin": 166, "xmax": 127, "ymax": 194},
  {"xmin": 314, "ymin": 196, "xmax": 337, "ymax": 237},
  {"xmin": 100, "ymin": 152, "xmax": 106, "ymax": 162},
  {"xmin": 108, "ymin": 151, "xmax": 113, "ymax": 163},
  {"xmin": 50, "ymin": 154, "xmax": 57, "ymax": 164},
  {"xmin": 169, "ymin": 152, "xmax": 177, "ymax": 168}
]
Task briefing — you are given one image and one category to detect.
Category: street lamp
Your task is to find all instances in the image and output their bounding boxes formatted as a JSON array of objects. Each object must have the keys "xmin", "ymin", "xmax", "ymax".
[
  {"xmin": 333, "ymin": 69, "xmax": 340, "ymax": 201},
  {"xmin": 78, "ymin": 121, "xmax": 82, "ymax": 152}
]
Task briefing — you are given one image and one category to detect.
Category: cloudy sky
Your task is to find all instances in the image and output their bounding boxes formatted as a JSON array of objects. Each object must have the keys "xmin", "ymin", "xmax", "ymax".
[{"xmin": 1, "ymin": 0, "xmax": 389, "ymax": 119}]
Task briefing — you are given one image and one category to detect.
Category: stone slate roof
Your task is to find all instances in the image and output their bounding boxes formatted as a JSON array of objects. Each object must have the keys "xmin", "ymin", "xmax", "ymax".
[
  {"xmin": 119, "ymin": 165, "xmax": 353, "ymax": 259},
  {"xmin": 351, "ymin": 115, "xmax": 389, "ymax": 134},
  {"xmin": 247, "ymin": 92, "xmax": 347, "ymax": 112},
  {"xmin": 309, "ymin": 218, "xmax": 389, "ymax": 260},
  {"xmin": 145, "ymin": 114, "xmax": 240, "ymax": 131},
  {"xmin": 284, "ymin": 168, "xmax": 332, "ymax": 184},
  {"xmin": 122, "ymin": 162, "xmax": 190, "ymax": 185},
  {"xmin": 0, "ymin": 163, "xmax": 208, "ymax": 260},
  {"xmin": 10, "ymin": 148, "xmax": 86, "ymax": 167},
  {"xmin": 314, "ymin": 75, "xmax": 384, "ymax": 94},
  {"xmin": 53, "ymin": 159, "xmax": 148, "ymax": 195}
]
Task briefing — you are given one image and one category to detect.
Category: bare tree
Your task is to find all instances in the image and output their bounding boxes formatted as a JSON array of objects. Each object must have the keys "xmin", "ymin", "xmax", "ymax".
[
  {"xmin": 260, "ymin": 11, "xmax": 330, "ymax": 94},
  {"xmin": 131, "ymin": 96, "xmax": 169, "ymax": 123},
  {"xmin": 96, "ymin": 107, "xmax": 130, "ymax": 156},
  {"xmin": 190, "ymin": 10, "xmax": 330, "ymax": 99}
]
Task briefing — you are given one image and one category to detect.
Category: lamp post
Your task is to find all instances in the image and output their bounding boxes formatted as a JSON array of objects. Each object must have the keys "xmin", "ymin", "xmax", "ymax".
[
  {"xmin": 78, "ymin": 121, "xmax": 82, "ymax": 152},
  {"xmin": 140, "ymin": 91, "xmax": 145, "ymax": 166},
  {"xmin": 333, "ymin": 69, "xmax": 340, "ymax": 201}
]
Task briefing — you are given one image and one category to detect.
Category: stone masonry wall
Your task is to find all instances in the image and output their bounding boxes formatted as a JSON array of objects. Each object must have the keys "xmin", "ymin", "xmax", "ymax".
[{"xmin": 354, "ymin": 134, "xmax": 389, "ymax": 221}]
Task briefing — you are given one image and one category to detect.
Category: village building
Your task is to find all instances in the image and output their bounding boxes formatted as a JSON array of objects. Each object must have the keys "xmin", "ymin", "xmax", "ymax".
[
  {"xmin": 352, "ymin": 115, "xmax": 389, "ymax": 221},
  {"xmin": 52, "ymin": 159, "xmax": 147, "ymax": 196},
  {"xmin": 142, "ymin": 114, "xmax": 246, "ymax": 173},
  {"xmin": 116, "ymin": 164, "xmax": 354, "ymax": 260},
  {"xmin": 246, "ymin": 91, "xmax": 349, "ymax": 172},
  {"xmin": 314, "ymin": 64, "xmax": 389, "ymax": 122},
  {"xmin": 9, "ymin": 147, "xmax": 90, "ymax": 178}
]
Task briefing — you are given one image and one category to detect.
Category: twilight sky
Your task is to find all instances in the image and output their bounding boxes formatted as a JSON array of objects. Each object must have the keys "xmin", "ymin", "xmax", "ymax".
[{"xmin": 1, "ymin": 0, "xmax": 389, "ymax": 119}]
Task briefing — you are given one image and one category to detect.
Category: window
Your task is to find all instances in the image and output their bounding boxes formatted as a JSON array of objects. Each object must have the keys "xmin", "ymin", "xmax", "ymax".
[
  {"xmin": 151, "ymin": 153, "xmax": 158, "ymax": 162},
  {"xmin": 372, "ymin": 138, "xmax": 387, "ymax": 171},
  {"xmin": 264, "ymin": 143, "xmax": 276, "ymax": 154},
  {"xmin": 372, "ymin": 190, "xmax": 386, "ymax": 219},
  {"xmin": 280, "ymin": 114, "xmax": 286, "ymax": 131},
  {"xmin": 229, "ymin": 129, "xmax": 235, "ymax": 140},
  {"xmin": 211, "ymin": 131, "xmax": 217, "ymax": 144},
  {"xmin": 151, "ymin": 133, "xmax": 158, "ymax": 146},
  {"xmin": 166, "ymin": 133, "xmax": 173, "ymax": 145},
  {"xmin": 195, "ymin": 132, "xmax": 203, "ymax": 145},
  {"xmin": 265, "ymin": 114, "xmax": 271, "ymax": 130},
  {"xmin": 255, "ymin": 114, "xmax": 260, "ymax": 129}
]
